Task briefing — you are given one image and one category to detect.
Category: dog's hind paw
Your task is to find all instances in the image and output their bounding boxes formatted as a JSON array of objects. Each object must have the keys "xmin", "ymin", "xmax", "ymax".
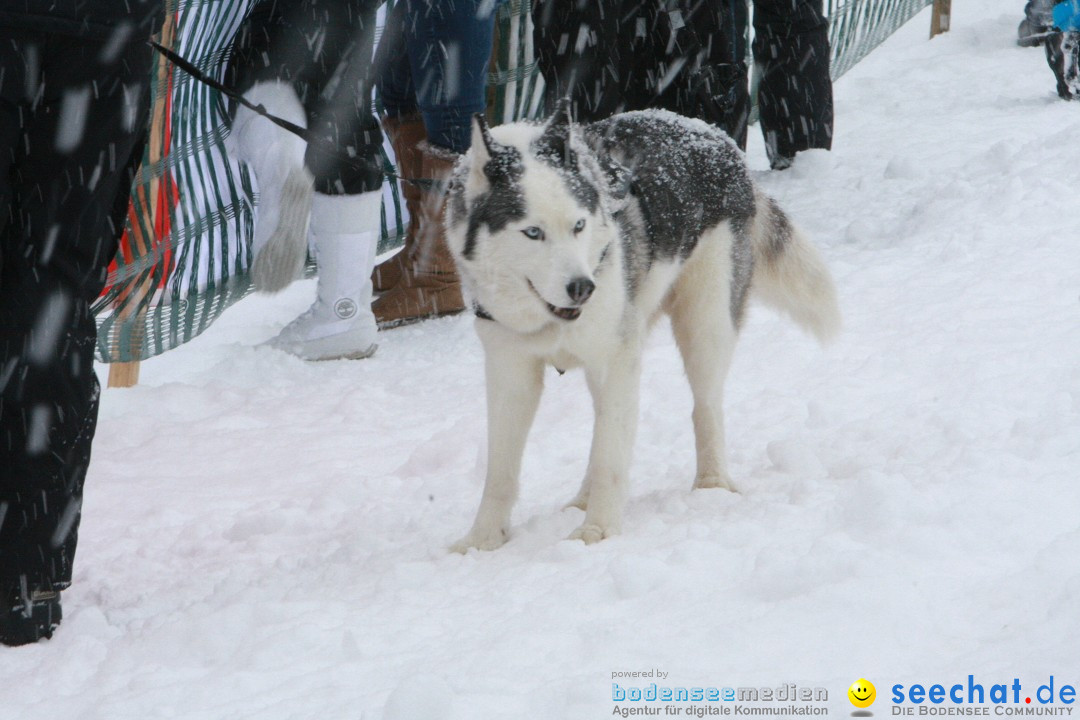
[
  {"xmin": 693, "ymin": 473, "xmax": 737, "ymax": 492},
  {"xmin": 450, "ymin": 526, "xmax": 510, "ymax": 553},
  {"xmin": 569, "ymin": 523, "xmax": 618, "ymax": 545}
]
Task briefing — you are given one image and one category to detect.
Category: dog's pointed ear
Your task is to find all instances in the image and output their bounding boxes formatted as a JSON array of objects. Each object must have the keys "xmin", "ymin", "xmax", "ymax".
[
  {"xmin": 469, "ymin": 113, "xmax": 524, "ymax": 189},
  {"xmin": 535, "ymin": 97, "xmax": 575, "ymax": 168},
  {"xmin": 471, "ymin": 112, "xmax": 523, "ymax": 189},
  {"xmin": 469, "ymin": 113, "xmax": 497, "ymax": 189},
  {"xmin": 471, "ymin": 113, "xmax": 497, "ymax": 165}
]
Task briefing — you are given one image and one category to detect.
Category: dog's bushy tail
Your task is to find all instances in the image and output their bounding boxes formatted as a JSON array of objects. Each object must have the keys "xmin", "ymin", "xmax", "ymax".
[{"xmin": 748, "ymin": 190, "xmax": 841, "ymax": 344}]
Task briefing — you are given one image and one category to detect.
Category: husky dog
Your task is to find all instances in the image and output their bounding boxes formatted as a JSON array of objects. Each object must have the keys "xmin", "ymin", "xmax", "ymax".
[{"xmin": 445, "ymin": 102, "xmax": 840, "ymax": 551}]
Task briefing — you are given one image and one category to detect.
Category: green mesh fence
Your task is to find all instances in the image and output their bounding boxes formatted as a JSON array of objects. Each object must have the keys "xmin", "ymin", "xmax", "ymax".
[
  {"xmin": 828, "ymin": 0, "xmax": 935, "ymax": 79},
  {"xmin": 95, "ymin": 0, "xmax": 936, "ymax": 364}
]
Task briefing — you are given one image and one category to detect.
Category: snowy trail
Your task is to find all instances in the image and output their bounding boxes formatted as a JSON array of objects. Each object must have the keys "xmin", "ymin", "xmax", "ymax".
[{"xmin": 4, "ymin": 2, "xmax": 1079, "ymax": 718}]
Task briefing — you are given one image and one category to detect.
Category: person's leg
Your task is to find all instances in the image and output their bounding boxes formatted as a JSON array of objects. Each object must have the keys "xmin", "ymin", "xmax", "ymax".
[
  {"xmin": 370, "ymin": 0, "xmax": 427, "ymax": 292},
  {"xmin": 0, "ymin": 29, "xmax": 152, "ymax": 645},
  {"xmin": 531, "ymin": 0, "xmax": 749, "ymax": 145},
  {"xmin": 1046, "ymin": 31, "xmax": 1080, "ymax": 99},
  {"xmin": 372, "ymin": 0, "xmax": 500, "ymax": 326},
  {"xmin": 267, "ymin": 0, "xmax": 386, "ymax": 359},
  {"xmin": 301, "ymin": 16, "xmax": 384, "ymax": 201},
  {"xmin": 1044, "ymin": 1, "xmax": 1080, "ymax": 99},
  {"xmin": 401, "ymin": 0, "xmax": 498, "ymax": 154},
  {"xmin": 752, "ymin": 0, "xmax": 834, "ymax": 169},
  {"xmin": 376, "ymin": 0, "xmax": 419, "ymax": 122},
  {"xmin": 223, "ymin": 0, "xmax": 384, "ymax": 358},
  {"xmin": 531, "ymin": 0, "xmax": 625, "ymax": 122},
  {"xmin": 666, "ymin": 0, "xmax": 751, "ymax": 149}
]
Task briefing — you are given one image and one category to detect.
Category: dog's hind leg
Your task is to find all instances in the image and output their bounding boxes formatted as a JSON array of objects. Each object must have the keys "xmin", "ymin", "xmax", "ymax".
[
  {"xmin": 451, "ymin": 332, "xmax": 545, "ymax": 553},
  {"xmin": 668, "ymin": 241, "xmax": 739, "ymax": 493},
  {"xmin": 568, "ymin": 339, "xmax": 644, "ymax": 544}
]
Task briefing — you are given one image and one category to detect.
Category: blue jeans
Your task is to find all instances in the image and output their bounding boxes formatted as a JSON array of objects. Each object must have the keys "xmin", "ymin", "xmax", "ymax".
[{"xmin": 377, "ymin": 0, "xmax": 500, "ymax": 153}]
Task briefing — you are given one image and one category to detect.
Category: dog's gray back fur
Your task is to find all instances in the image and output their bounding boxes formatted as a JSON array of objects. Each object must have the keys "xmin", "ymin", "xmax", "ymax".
[
  {"xmin": 584, "ymin": 111, "xmax": 754, "ymax": 258},
  {"xmin": 581, "ymin": 110, "xmax": 757, "ymax": 315}
]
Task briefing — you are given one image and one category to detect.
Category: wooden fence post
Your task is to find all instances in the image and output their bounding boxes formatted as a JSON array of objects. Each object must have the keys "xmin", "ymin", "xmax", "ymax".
[{"xmin": 931, "ymin": 0, "xmax": 951, "ymax": 38}]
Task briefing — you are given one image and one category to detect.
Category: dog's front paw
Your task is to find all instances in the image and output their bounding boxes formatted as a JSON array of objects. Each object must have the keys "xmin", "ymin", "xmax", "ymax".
[
  {"xmin": 568, "ymin": 523, "xmax": 618, "ymax": 545},
  {"xmin": 450, "ymin": 525, "xmax": 510, "ymax": 553},
  {"xmin": 693, "ymin": 473, "xmax": 737, "ymax": 492}
]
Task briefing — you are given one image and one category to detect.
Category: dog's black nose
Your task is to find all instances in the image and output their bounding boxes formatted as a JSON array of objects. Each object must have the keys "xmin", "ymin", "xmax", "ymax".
[{"xmin": 566, "ymin": 277, "xmax": 595, "ymax": 304}]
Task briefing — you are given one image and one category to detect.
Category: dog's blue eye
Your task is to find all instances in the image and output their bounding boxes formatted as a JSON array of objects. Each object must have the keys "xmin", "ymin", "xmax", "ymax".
[
  {"xmin": 522, "ymin": 226, "xmax": 544, "ymax": 240},
  {"xmin": 573, "ymin": 219, "xmax": 586, "ymax": 233}
]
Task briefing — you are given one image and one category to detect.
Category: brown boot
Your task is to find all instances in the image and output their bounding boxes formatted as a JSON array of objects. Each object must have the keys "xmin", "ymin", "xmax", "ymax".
[
  {"xmin": 372, "ymin": 114, "xmax": 426, "ymax": 293},
  {"xmin": 372, "ymin": 142, "xmax": 465, "ymax": 328}
]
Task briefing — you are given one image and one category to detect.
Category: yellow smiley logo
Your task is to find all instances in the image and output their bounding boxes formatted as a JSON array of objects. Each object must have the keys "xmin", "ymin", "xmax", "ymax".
[{"xmin": 848, "ymin": 679, "xmax": 876, "ymax": 708}]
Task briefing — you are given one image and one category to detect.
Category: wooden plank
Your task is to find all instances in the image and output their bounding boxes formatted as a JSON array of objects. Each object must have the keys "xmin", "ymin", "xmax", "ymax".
[
  {"xmin": 931, "ymin": 0, "xmax": 952, "ymax": 38},
  {"xmin": 107, "ymin": 361, "xmax": 141, "ymax": 388}
]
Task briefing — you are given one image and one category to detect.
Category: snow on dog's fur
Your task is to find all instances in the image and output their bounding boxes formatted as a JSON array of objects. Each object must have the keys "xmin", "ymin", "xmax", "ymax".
[{"xmin": 445, "ymin": 102, "xmax": 840, "ymax": 550}]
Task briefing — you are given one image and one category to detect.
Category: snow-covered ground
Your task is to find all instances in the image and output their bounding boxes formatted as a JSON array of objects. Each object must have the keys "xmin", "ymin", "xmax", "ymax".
[{"xmin": 5, "ymin": 1, "xmax": 1079, "ymax": 717}]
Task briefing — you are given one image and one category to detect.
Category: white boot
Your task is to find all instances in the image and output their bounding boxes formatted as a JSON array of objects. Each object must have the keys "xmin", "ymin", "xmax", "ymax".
[
  {"xmin": 268, "ymin": 191, "xmax": 382, "ymax": 361},
  {"xmin": 228, "ymin": 80, "xmax": 312, "ymax": 293}
]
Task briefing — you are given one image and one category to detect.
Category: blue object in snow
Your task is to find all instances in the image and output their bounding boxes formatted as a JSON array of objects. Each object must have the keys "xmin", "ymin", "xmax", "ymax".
[{"xmin": 1053, "ymin": 0, "xmax": 1080, "ymax": 31}]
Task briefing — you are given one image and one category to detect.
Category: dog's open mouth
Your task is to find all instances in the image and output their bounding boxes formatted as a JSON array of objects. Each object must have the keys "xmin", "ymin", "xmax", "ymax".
[
  {"xmin": 547, "ymin": 304, "xmax": 582, "ymax": 321},
  {"xmin": 528, "ymin": 281, "xmax": 583, "ymax": 321}
]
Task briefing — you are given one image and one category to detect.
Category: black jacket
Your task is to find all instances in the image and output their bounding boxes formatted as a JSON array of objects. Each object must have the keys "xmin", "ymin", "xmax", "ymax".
[{"xmin": 0, "ymin": 0, "xmax": 162, "ymax": 39}]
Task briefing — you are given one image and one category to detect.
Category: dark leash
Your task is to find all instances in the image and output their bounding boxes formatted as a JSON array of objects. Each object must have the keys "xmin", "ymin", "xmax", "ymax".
[{"xmin": 147, "ymin": 40, "xmax": 442, "ymax": 191}]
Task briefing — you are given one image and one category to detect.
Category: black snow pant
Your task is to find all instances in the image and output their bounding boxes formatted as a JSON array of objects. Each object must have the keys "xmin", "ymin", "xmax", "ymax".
[
  {"xmin": 223, "ymin": 0, "xmax": 385, "ymax": 196},
  {"xmin": 532, "ymin": 0, "xmax": 750, "ymax": 139},
  {"xmin": 754, "ymin": 0, "xmax": 834, "ymax": 165},
  {"xmin": 0, "ymin": 30, "xmax": 154, "ymax": 593},
  {"xmin": 532, "ymin": 0, "xmax": 833, "ymax": 166}
]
